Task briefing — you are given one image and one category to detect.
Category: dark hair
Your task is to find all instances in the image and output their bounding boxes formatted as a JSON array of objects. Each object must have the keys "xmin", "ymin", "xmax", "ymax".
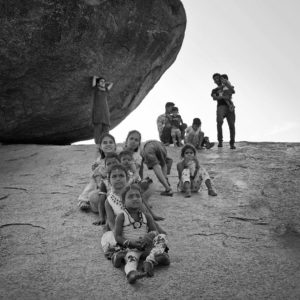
[
  {"xmin": 124, "ymin": 130, "xmax": 141, "ymax": 152},
  {"xmin": 192, "ymin": 118, "xmax": 201, "ymax": 126},
  {"xmin": 121, "ymin": 183, "xmax": 142, "ymax": 204},
  {"xmin": 107, "ymin": 164, "xmax": 128, "ymax": 182},
  {"xmin": 104, "ymin": 152, "xmax": 120, "ymax": 164},
  {"xmin": 98, "ymin": 133, "xmax": 116, "ymax": 159},
  {"xmin": 172, "ymin": 106, "xmax": 178, "ymax": 112},
  {"xmin": 165, "ymin": 102, "xmax": 175, "ymax": 109},
  {"xmin": 212, "ymin": 73, "xmax": 220, "ymax": 79},
  {"xmin": 96, "ymin": 77, "xmax": 105, "ymax": 84},
  {"xmin": 221, "ymin": 74, "xmax": 228, "ymax": 80},
  {"xmin": 119, "ymin": 149, "xmax": 133, "ymax": 160},
  {"xmin": 181, "ymin": 143, "xmax": 196, "ymax": 158}
]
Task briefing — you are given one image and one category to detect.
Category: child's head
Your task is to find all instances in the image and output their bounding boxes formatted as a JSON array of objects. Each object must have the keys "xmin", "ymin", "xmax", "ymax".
[
  {"xmin": 119, "ymin": 150, "xmax": 133, "ymax": 168},
  {"xmin": 124, "ymin": 130, "xmax": 141, "ymax": 152},
  {"xmin": 181, "ymin": 144, "xmax": 197, "ymax": 159},
  {"xmin": 121, "ymin": 183, "xmax": 143, "ymax": 210},
  {"xmin": 104, "ymin": 152, "xmax": 120, "ymax": 169},
  {"xmin": 96, "ymin": 77, "xmax": 106, "ymax": 88},
  {"xmin": 192, "ymin": 118, "xmax": 201, "ymax": 130},
  {"xmin": 98, "ymin": 133, "xmax": 116, "ymax": 159},
  {"xmin": 221, "ymin": 74, "xmax": 228, "ymax": 80},
  {"xmin": 108, "ymin": 164, "xmax": 128, "ymax": 191},
  {"xmin": 171, "ymin": 106, "xmax": 179, "ymax": 115}
]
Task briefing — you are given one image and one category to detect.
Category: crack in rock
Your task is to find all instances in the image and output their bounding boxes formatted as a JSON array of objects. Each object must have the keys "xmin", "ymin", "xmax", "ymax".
[{"xmin": 0, "ymin": 223, "xmax": 45, "ymax": 230}]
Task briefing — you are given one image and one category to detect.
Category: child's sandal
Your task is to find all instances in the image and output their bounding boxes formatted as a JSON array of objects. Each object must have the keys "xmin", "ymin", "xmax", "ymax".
[{"xmin": 160, "ymin": 189, "xmax": 173, "ymax": 196}]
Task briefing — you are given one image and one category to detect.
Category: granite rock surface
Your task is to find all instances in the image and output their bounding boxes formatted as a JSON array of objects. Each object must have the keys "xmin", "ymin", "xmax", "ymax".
[
  {"xmin": 0, "ymin": 0, "xmax": 186, "ymax": 144},
  {"xmin": 0, "ymin": 142, "xmax": 299, "ymax": 299}
]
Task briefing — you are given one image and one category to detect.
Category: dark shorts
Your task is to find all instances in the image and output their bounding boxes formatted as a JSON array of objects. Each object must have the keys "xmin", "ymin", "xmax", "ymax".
[{"xmin": 142, "ymin": 141, "xmax": 167, "ymax": 169}]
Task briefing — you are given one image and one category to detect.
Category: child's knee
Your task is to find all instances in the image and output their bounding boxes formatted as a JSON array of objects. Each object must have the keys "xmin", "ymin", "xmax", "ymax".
[{"xmin": 89, "ymin": 191, "xmax": 100, "ymax": 212}]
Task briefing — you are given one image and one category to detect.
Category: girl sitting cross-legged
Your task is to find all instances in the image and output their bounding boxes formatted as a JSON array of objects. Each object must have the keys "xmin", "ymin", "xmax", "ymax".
[
  {"xmin": 112, "ymin": 183, "xmax": 170, "ymax": 284},
  {"xmin": 101, "ymin": 165, "xmax": 166, "ymax": 260},
  {"xmin": 177, "ymin": 144, "xmax": 217, "ymax": 198}
]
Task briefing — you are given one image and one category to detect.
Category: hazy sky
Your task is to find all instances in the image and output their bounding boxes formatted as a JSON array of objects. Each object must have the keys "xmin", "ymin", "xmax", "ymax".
[{"xmin": 76, "ymin": 0, "xmax": 300, "ymax": 145}]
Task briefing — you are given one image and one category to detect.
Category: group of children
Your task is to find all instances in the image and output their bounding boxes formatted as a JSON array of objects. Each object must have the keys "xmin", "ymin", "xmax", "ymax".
[{"xmin": 78, "ymin": 130, "xmax": 217, "ymax": 284}]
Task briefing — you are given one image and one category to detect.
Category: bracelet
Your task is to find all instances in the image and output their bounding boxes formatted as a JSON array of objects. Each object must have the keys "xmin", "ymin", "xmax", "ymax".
[{"xmin": 123, "ymin": 240, "xmax": 130, "ymax": 247}]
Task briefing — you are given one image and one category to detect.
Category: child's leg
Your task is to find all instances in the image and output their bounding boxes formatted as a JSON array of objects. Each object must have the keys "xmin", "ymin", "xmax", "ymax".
[
  {"xmin": 176, "ymin": 129, "xmax": 182, "ymax": 146},
  {"xmin": 125, "ymin": 250, "xmax": 144, "ymax": 284},
  {"xmin": 152, "ymin": 164, "xmax": 172, "ymax": 193},
  {"xmin": 205, "ymin": 179, "xmax": 217, "ymax": 196},
  {"xmin": 90, "ymin": 192, "xmax": 107, "ymax": 225},
  {"xmin": 197, "ymin": 166, "xmax": 217, "ymax": 196},
  {"xmin": 171, "ymin": 129, "xmax": 177, "ymax": 146},
  {"xmin": 144, "ymin": 234, "xmax": 170, "ymax": 276},
  {"xmin": 197, "ymin": 131, "xmax": 205, "ymax": 149},
  {"xmin": 181, "ymin": 168, "xmax": 191, "ymax": 197},
  {"xmin": 89, "ymin": 191, "xmax": 100, "ymax": 212}
]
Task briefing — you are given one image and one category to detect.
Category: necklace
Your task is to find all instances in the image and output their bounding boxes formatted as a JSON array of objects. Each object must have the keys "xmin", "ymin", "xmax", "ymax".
[{"xmin": 125, "ymin": 209, "xmax": 143, "ymax": 229}]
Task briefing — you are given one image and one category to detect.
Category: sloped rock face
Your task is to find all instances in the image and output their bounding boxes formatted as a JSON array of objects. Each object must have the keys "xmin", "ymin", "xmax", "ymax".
[{"xmin": 0, "ymin": 0, "xmax": 186, "ymax": 144}]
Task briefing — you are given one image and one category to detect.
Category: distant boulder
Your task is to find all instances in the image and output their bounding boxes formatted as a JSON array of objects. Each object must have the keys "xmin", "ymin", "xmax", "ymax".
[{"xmin": 0, "ymin": 0, "xmax": 186, "ymax": 144}]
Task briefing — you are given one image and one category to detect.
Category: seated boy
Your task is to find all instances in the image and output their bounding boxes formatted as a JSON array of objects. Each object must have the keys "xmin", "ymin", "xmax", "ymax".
[{"xmin": 185, "ymin": 118, "xmax": 214, "ymax": 150}]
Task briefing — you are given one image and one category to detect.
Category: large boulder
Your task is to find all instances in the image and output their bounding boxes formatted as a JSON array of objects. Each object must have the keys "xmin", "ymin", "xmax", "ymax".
[{"xmin": 0, "ymin": 0, "xmax": 186, "ymax": 144}]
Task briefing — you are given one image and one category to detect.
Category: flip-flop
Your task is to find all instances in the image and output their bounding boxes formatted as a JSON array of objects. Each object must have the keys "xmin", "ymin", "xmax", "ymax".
[{"xmin": 160, "ymin": 190, "xmax": 173, "ymax": 196}]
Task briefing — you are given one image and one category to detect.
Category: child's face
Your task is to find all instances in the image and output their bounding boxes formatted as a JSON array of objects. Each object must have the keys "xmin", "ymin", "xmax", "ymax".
[
  {"xmin": 192, "ymin": 124, "xmax": 200, "ymax": 131},
  {"xmin": 172, "ymin": 111, "xmax": 178, "ymax": 116},
  {"xmin": 183, "ymin": 148, "xmax": 195, "ymax": 160},
  {"xmin": 100, "ymin": 136, "xmax": 116, "ymax": 154},
  {"xmin": 126, "ymin": 132, "xmax": 140, "ymax": 151},
  {"xmin": 120, "ymin": 155, "xmax": 132, "ymax": 167},
  {"xmin": 105, "ymin": 158, "xmax": 118, "ymax": 169},
  {"xmin": 97, "ymin": 79, "xmax": 106, "ymax": 88},
  {"xmin": 124, "ymin": 189, "xmax": 142, "ymax": 210},
  {"xmin": 109, "ymin": 168, "xmax": 127, "ymax": 191}
]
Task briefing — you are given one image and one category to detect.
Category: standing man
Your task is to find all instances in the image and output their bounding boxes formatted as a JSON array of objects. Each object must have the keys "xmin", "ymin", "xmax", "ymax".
[
  {"xmin": 157, "ymin": 102, "xmax": 174, "ymax": 146},
  {"xmin": 91, "ymin": 76, "xmax": 113, "ymax": 148},
  {"xmin": 211, "ymin": 73, "xmax": 236, "ymax": 149}
]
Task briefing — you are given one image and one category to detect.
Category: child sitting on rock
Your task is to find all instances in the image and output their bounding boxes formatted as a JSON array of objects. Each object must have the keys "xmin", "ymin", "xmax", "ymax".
[
  {"xmin": 112, "ymin": 184, "xmax": 170, "ymax": 284},
  {"xmin": 123, "ymin": 130, "xmax": 143, "ymax": 177},
  {"xmin": 89, "ymin": 152, "xmax": 120, "ymax": 225},
  {"xmin": 177, "ymin": 144, "xmax": 217, "ymax": 197},
  {"xmin": 185, "ymin": 118, "xmax": 214, "ymax": 150},
  {"xmin": 102, "ymin": 165, "xmax": 166, "ymax": 259},
  {"xmin": 119, "ymin": 150, "xmax": 141, "ymax": 184}
]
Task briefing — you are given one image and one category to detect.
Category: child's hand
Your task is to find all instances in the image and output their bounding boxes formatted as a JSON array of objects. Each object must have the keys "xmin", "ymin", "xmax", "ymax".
[
  {"xmin": 129, "ymin": 240, "xmax": 143, "ymax": 250},
  {"xmin": 91, "ymin": 161, "xmax": 100, "ymax": 171}
]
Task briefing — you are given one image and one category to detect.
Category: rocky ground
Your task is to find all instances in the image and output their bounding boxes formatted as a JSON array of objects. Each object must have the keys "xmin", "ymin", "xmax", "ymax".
[{"xmin": 0, "ymin": 142, "xmax": 300, "ymax": 299}]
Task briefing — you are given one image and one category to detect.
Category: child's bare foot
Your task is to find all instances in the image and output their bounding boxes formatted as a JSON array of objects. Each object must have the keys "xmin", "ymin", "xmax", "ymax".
[
  {"xmin": 155, "ymin": 252, "xmax": 170, "ymax": 265},
  {"xmin": 92, "ymin": 219, "xmax": 106, "ymax": 226},
  {"xmin": 143, "ymin": 261, "xmax": 154, "ymax": 277},
  {"xmin": 126, "ymin": 270, "xmax": 146, "ymax": 284}
]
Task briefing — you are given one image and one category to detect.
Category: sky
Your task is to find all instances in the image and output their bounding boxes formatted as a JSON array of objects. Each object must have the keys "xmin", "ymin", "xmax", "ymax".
[{"xmin": 75, "ymin": 0, "xmax": 300, "ymax": 145}]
